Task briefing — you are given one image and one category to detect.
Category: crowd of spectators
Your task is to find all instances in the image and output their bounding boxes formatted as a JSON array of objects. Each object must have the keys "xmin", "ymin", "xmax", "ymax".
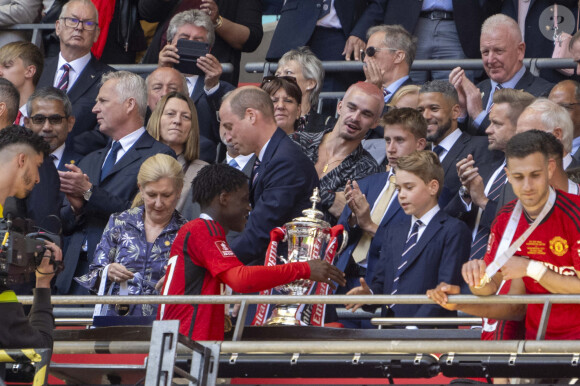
[{"xmin": 1, "ymin": 4, "xmax": 580, "ymax": 384}]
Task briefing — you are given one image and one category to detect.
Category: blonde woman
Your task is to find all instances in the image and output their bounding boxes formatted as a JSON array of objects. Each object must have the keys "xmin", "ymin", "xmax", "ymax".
[
  {"xmin": 76, "ymin": 154, "xmax": 187, "ymax": 318},
  {"xmin": 147, "ymin": 91, "xmax": 208, "ymax": 214}
]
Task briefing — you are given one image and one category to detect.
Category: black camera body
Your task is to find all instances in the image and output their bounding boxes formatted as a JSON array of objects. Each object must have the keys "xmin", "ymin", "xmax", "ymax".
[
  {"xmin": 0, "ymin": 216, "xmax": 61, "ymax": 287},
  {"xmin": 175, "ymin": 39, "xmax": 210, "ymax": 76}
]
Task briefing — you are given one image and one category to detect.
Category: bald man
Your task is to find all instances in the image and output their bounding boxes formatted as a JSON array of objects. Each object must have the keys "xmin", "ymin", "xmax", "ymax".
[
  {"xmin": 219, "ymin": 86, "xmax": 319, "ymax": 265},
  {"xmin": 291, "ymin": 82, "xmax": 384, "ymax": 223}
]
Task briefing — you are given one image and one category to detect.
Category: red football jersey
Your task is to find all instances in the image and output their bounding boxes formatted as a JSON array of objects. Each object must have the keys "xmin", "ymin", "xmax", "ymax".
[
  {"xmin": 158, "ymin": 218, "xmax": 310, "ymax": 340},
  {"xmin": 484, "ymin": 190, "xmax": 580, "ymax": 340}
]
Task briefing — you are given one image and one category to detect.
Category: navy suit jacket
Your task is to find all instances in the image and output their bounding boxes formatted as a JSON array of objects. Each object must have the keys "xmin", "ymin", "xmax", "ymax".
[
  {"xmin": 190, "ymin": 79, "xmax": 235, "ymax": 163},
  {"xmin": 473, "ymin": 69, "xmax": 554, "ymax": 135},
  {"xmin": 438, "ymin": 132, "xmax": 503, "ymax": 207},
  {"xmin": 56, "ymin": 144, "xmax": 84, "ymax": 172},
  {"xmin": 56, "ymin": 131, "xmax": 175, "ymax": 294},
  {"xmin": 37, "ymin": 55, "xmax": 115, "ymax": 155},
  {"xmin": 230, "ymin": 128, "xmax": 319, "ymax": 265},
  {"xmin": 335, "ymin": 172, "xmax": 406, "ymax": 286},
  {"xmin": 14, "ymin": 157, "xmax": 61, "ymax": 234},
  {"xmin": 266, "ymin": 0, "xmax": 371, "ymax": 61},
  {"xmin": 369, "ymin": 210, "xmax": 471, "ymax": 318},
  {"xmin": 444, "ymin": 159, "xmax": 506, "ymax": 231}
]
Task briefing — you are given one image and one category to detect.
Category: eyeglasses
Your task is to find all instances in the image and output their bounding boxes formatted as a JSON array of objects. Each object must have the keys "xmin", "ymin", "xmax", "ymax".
[
  {"xmin": 30, "ymin": 115, "xmax": 68, "ymax": 125},
  {"xmin": 361, "ymin": 46, "xmax": 397, "ymax": 61},
  {"xmin": 260, "ymin": 75, "xmax": 298, "ymax": 87},
  {"xmin": 60, "ymin": 17, "xmax": 98, "ymax": 31}
]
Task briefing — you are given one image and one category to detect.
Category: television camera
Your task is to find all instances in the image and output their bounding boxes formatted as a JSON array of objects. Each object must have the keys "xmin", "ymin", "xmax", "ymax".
[{"xmin": 0, "ymin": 199, "xmax": 61, "ymax": 287}]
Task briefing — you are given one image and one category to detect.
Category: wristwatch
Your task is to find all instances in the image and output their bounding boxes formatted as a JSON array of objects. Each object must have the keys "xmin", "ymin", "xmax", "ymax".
[
  {"xmin": 459, "ymin": 185, "xmax": 471, "ymax": 199},
  {"xmin": 83, "ymin": 186, "xmax": 93, "ymax": 201}
]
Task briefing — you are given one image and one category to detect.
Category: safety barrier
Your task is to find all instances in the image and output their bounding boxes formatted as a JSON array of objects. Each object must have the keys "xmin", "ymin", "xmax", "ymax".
[
  {"xmin": 30, "ymin": 293, "xmax": 580, "ymax": 384},
  {"xmin": 0, "ymin": 348, "xmax": 51, "ymax": 385}
]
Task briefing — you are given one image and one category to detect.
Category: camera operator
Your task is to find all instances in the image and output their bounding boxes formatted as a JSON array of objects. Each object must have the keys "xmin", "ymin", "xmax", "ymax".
[{"xmin": 0, "ymin": 125, "xmax": 62, "ymax": 349}]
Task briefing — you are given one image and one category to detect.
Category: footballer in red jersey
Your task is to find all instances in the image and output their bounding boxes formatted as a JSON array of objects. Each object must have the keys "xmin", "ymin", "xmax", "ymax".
[{"xmin": 158, "ymin": 164, "xmax": 345, "ymax": 340}]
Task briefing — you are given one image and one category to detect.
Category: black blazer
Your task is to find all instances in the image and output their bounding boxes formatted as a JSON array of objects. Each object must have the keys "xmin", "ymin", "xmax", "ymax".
[
  {"xmin": 438, "ymin": 132, "xmax": 504, "ymax": 207},
  {"xmin": 37, "ymin": 55, "xmax": 115, "ymax": 155},
  {"xmin": 266, "ymin": 0, "xmax": 371, "ymax": 61},
  {"xmin": 473, "ymin": 69, "xmax": 554, "ymax": 135},
  {"xmin": 56, "ymin": 131, "xmax": 175, "ymax": 294},
  {"xmin": 56, "ymin": 144, "xmax": 84, "ymax": 172}
]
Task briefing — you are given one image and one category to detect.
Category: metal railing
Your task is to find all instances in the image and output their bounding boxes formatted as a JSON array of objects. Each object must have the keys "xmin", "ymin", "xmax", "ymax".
[
  {"xmin": 0, "ymin": 23, "xmax": 54, "ymax": 47},
  {"xmin": 246, "ymin": 58, "xmax": 578, "ymax": 75}
]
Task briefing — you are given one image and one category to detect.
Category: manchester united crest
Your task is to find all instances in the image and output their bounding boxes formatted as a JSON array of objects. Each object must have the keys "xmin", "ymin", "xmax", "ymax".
[{"xmin": 549, "ymin": 236, "xmax": 569, "ymax": 257}]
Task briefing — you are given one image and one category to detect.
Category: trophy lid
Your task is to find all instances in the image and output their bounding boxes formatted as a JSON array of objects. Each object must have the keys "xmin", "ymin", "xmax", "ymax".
[{"xmin": 286, "ymin": 188, "xmax": 330, "ymax": 229}]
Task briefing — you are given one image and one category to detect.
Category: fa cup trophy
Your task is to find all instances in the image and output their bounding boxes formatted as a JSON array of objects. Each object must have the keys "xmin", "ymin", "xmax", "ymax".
[{"xmin": 252, "ymin": 188, "xmax": 347, "ymax": 326}]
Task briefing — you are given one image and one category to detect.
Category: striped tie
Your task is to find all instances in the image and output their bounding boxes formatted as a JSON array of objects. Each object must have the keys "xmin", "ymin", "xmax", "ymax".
[
  {"xmin": 57, "ymin": 63, "xmax": 71, "ymax": 92},
  {"xmin": 469, "ymin": 167, "xmax": 507, "ymax": 260},
  {"xmin": 487, "ymin": 83, "xmax": 503, "ymax": 112},
  {"xmin": 251, "ymin": 158, "xmax": 261, "ymax": 185},
  {"xmin": 391, "ymin": 219, "xmax": 422, "ymax": 308}
]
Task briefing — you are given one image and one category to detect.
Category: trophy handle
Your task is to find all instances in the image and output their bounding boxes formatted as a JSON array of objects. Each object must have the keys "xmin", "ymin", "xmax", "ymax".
[{"xmin": 337, "ymin": 229, "xmax": 349, "ymax": 255}]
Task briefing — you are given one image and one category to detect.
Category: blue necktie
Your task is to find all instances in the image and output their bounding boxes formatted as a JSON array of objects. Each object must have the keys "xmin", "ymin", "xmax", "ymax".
[
  {"xmin": 470, "ymin": 167, "xmax": 507, "ymax": 260},
  {"xmin": 101, "ymin": 141, "xmax": 122, "ymax": 181},
  {"xmin": 228, "ymin": 158, "xmax": 240, "ymax": 170},
  {"xmin": 391, "ymin": 219, "xmax": 423, "ymax": 307},
  {"xmin": 432, "ymin": 145, "xmax": 445, "ymax": 157}
]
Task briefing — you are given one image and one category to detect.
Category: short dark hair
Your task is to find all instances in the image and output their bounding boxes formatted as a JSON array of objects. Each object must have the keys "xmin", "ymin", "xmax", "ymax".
[
  {"xmin": 27, "ymin": 87, "xmax": 73, "ymax": 117},
  {"xmin": 419, "ymin": 80, "xmax": 458, "ymax": 105},
  {"xmin": 191, "ymin": 164, "xmax": 248, "ymax": 208},
  {"xmin": 396, "ymin": 150, "xmax": 444, "ymax": 197},
  {"xmin": 505, "ymin": 130, "xmax": 553, "ymax": 163},
  {"xmin": 0, "ymin": 125, "xmax": 50, "ymax": 157},
  {"xmin": 0, "ymin": 78, "xmax": 20, "ymax": 123},
  {"xmin": 381, "ymin": 107, "xmax": 427, "ymax": 140}
]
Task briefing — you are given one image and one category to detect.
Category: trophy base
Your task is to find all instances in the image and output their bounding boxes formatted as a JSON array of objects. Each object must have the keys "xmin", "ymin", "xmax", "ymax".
[{"xmin": 264, "ymin": 305, "xmax": 302, "ymax": 326}]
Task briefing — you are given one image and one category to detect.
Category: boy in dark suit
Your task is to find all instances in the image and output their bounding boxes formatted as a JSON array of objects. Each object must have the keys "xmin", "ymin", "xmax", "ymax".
[{"xmin": 346, "ymin": 150, "xmax": 471, "ymax": 320}]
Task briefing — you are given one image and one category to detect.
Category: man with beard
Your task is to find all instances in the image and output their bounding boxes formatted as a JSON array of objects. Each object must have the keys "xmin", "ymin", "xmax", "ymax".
[
  {"xmin": 447, "ymin": 88, "xmax": 535, "ymax": 261},
  {"xmin": 417, "ymin": 80, "xmax": 499, "ymax": 207},
  {"xmin": 291, "ymin": 82, "xmax": 383, "ymax": 224}
]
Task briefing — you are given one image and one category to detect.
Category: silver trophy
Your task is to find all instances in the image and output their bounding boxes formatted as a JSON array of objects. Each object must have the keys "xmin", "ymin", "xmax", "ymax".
[{"xmin": 265, "ymin": 188, "xmax": 346, "ymax": 326}]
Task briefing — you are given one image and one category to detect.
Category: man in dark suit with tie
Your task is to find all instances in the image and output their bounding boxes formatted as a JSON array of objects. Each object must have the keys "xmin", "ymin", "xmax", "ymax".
[
  {"xmin": 335, "ymin": 107, "xmax": 426, "ymax": 327},
  {"xmin": 219, "ymin": 86, "xmax": 319, "ymax": 266},
  {"xmin": 346, "ymin": 150, "xmax": 471, "ymax": 320},
  {"xmin": 158, "ymin": 9, "xmax": 235, "ymax": 163},
  {"xmin": 25, "ymin": 87, "xmax": 83, "ymax": 171},
  {"xmin": 447, "ymin": 88, "xmax": 535, "ymax": 261},
  {"xmin": 37, "ymin": 0, "xmax": 115, "ymax": 156},
  {"xmin": 364, "ymin": 25, "xmax": 416, "ymax": 105},
  {"xmin": 417, "ymin": 80, "xmax": 501, "ymax": 207},
  {"xmin": 55, "ymin": 71, "xmax": 175, "ymax": 295},
  {"xmin": 449, "ymin": 14, "xmax": 553, "ymax": 136}
]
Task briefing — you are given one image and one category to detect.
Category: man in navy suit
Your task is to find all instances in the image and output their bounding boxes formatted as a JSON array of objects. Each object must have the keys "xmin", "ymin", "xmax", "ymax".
[
  {"xmin": 446, "ymin": 88, "xmax": 535, "ymax": 261},
  {"xmin": 364, "ymin": 25, "xmax": 416, "ymax": 105},
  {"xmin": 335, "ymin": 107, "xmax": 426, "ymax": 327},
  {"xmin": 417, "ymin": 80, "xmax": 501, "ymax": 207},
  {"xmin": 346, "ymin": 150, "xmax": 470, "ymax": 320},
  {"xmin": 25, "ymin": 87, "xmax": 83, "ymax": 171},
  {"xmin": 219, "ymin": 86, "xmax": 319, "ymax": 266},
  {"xmin": 449, "ymin": 14, "xmax": 553, "ymax": 136},
  {"xmin": 55, "ymin": 71, "xmax": 175, "ymax": 295},
  {"xmin": 549, "ymin": 80, "xmax": 580, "ymax": 164},
  {"xmin": 37, "ymin": 0, "xmax": 115, "ymax": 156},
  {"xmin": 159, "ymin": 9, "xmax": 235, "ymax": 163}
]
